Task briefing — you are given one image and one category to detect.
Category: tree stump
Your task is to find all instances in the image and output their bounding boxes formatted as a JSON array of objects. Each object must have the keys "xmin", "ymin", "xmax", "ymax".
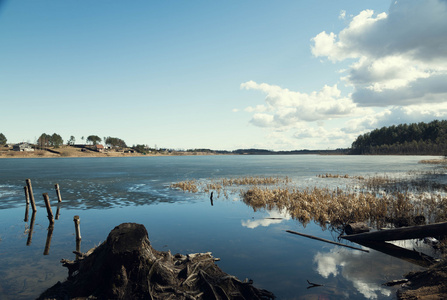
[{"xmin": 38, "ymin": 223, "xmax": 275, "ymax": 300}]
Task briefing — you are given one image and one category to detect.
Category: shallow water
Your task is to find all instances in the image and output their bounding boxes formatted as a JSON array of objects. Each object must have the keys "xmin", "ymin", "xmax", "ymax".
[{"xmin": 0, "ymin": 155, "xmax": 442, "ymax": 299}]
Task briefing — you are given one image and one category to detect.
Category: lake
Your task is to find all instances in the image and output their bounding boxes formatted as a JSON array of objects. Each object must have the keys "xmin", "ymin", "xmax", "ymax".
[{"xmin": 0, "ymin": 155, "xmax": 442, "ymax": 299}]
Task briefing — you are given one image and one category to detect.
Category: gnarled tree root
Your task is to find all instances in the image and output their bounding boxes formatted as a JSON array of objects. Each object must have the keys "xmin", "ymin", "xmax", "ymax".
[{"xmin": 38, "ymin": 223, "xmax": 275, "ymax": 300}]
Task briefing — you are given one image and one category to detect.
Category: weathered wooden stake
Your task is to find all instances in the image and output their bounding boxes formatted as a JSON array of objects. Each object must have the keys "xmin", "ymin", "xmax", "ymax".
[
  {"xmin": 75, "ymin": 239, "xmax": 82, "ymax": 260},
  {"xmin": 55, "ymin": 183, "xmax": 62, "ymax": 203},
  {"xmin": 26, "ymin": 179, "xmax": 37, "ymax": 212},
  {"xmin": 24, "ymin": 186, "xmax": 30, "ymax": 204},
  {"xmin": 26, "ymin": 211, "xmax": 36, "ymax": 246},
  {"xmin": 43, "ymin": 224, "xmax": 54, "ymax": 255},
  {"xmin": 74, "ymin": 215, "xmax": 81, "ymax": 240},
  {"xmin": 42, "ymin": 193, "xmax": 54, "ymax": 224}
]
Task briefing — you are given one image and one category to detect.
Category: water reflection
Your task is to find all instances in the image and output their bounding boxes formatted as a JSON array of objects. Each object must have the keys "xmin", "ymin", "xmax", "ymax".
[
  {"xmin": 314, "ymin": 247, "xmax": 393, "ymax": 299},
  {"xmin": 241, "ymin": 208, "xmax": 291, "ymax": 229},
  {"xmin": 26, "ymin": 211, "xmax": 36, "ymax": 246},
  {"xmin": 24, "ymin": 203, "xmax": 29, "ymax": 222},
  {"xmin": 44, "ymin": 224, "xmax": 54, "ymax": 255},
  {"xmin": 55, "ymin": 205, "xmax": 61, "ymax": 220}
]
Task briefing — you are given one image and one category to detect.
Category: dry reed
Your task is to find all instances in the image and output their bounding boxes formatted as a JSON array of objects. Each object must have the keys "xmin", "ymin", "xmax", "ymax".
[
  {"xmin": 171, "ymin": 173, "xmax": 447, "ymax": 231},
  {"xmin": 241, "ymin": 186, "xmax": 447, "ymax": 230}
]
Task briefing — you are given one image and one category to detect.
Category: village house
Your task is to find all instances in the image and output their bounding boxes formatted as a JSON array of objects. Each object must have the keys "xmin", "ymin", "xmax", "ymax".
[
  {"xmin": 13, "ymin": 142, "xmax": 34, "ymax": 152},
  {"xmin": 95, "ymin": 144, "xmax": 105, "ymax": 152}
]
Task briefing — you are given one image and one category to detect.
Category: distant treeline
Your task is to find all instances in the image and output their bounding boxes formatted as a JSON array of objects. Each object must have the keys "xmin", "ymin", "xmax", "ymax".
[
  {"xmin": 350, "ymin": 120, "xmax": 447, "ymax": 155},
  {"xmin": 212, "ymin": 148, "xmax": 349, "ymax": 155}
]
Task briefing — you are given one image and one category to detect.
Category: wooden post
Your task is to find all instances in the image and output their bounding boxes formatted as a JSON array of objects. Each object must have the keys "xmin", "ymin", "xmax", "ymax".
[
  {"xmin": 26, "ymin": 179, "xmax": 37, "ymax": 212},
  {"xmin": 43, "ymin": 224, "xmax": 54, "ymax": 255},
  {"xmin": 74, "ymin": 215, "xmax": 81, "ymax": 240},
  {"xmin": 55, "ymin": 183, "xmax": 62, "ymax": 203},
  {"xmin": 42, "ymin": 193, "xmax": 54, "ymax": 224},
  {"xmin": 75, "ymin": 239, "xmax": 82, "ymax": 260},
  {"xmin": 26, "ymin": 211, "xmax": 36, "ymax": 246},
  {"xmin": 24, "ymin": 186, "xmax": 30, "ymax": 205}
]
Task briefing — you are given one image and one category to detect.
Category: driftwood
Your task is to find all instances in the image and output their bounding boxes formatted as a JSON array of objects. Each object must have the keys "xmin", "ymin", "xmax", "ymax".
[
  {"xmin": 383, "ymin": 279, "xmax": 409, "ymax": 287},
  {"xmin": 38, "ymin": 223, "xmax": 275, "ymax": 300},
  {"xmin": 353, "ymin": 240, "xmax": 437, "ymax": 268},
  {"xmin": 286, "ymin": 230, "xmax": 369, "ymax": 253},
  {"xmin": 344, "ymin": 222, "xmax": 370, "ymax": 235},
  {"xmin": 306, "ymin": 280, "xmax": 323, "ymax": 289},
  {"xmin": 341, "ymin": 221, "xmax": 447, "ymax": 243}
]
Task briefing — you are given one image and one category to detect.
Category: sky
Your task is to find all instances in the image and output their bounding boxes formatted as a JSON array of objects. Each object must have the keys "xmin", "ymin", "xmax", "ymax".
[{"xmin": 1, "ymin": 0, "xmax": 447, "ymax": 151}]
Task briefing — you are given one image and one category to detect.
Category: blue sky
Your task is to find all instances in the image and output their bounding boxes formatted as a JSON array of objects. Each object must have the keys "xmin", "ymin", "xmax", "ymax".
[{"xmin": 1, "ymin": 0, "xmax": 447, "ymax": 150}]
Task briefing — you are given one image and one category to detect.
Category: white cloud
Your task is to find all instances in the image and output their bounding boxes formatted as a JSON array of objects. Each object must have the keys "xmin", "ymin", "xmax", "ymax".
[
  {"xmin": 312, "ymin": 0, "xmax": 447, "ymax": 107},
  {"xmin": 339, "ymin": 10, "xmax": 346, "ymax": 20},
  {"xmin": 241, "ymin": 81, "xmax": 358, "ymax": 127},
  {"xmin": 240, "ymin": 1, "xmax": 447, "ymax": 150},
  {"xmin": 244, "ymin": 104, "xmax": 269, "ymax": 113}
]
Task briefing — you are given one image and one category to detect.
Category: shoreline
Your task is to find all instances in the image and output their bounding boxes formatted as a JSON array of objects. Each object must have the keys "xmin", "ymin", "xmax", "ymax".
[{"xmin": 0, "ymin": 148, "xmax": 223, "ymax": 159}]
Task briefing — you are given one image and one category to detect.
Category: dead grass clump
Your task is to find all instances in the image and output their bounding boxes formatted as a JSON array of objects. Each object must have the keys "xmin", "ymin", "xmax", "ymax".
[
  {"xmin": 317, "ymin": 174, "xmax": 349, "ymax": 178},
  {"xmin": 171, "ymin": 176, "xmax": 289, "ymax": 197},
  {"xmin": 363, "ymin": 174, "xmax": 447, "ymax": 194},
  {"xmin": 221, "ymin": 176, "xmax": 289, "ymax": 186},
  {"xmin": 170, "ymin": 180, "xmax": 199, "ymax": 193},
  {"xmin": 419, "ymin": 159, "xmax": 447, "ymax": 165},
  {"xmin": 241, "ymin": 187, "xmax": 447, "ymax": 230}
]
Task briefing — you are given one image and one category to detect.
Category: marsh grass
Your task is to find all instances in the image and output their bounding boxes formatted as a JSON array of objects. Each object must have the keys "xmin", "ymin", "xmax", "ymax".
[
  {"xmin": 171, "ymin": 173, "xmax": 447, "ymax": 232},
  {"xmin": 241, "ymin": 187, "xmax": 447, "ymax": 231},
  {"xmin": 317, "ymin": 173, "xmax": 350, "ymax": 178},
  {"xmin": 171, "ymin": 176, "xmax": 289, "ymax": 197},
  {"xmin": 170, "ymin": 180, "xmax": 199, "ymax": 193},
  {"xmin": 362, "ymin": 173, "xmax": 447, "ymax": 193}
]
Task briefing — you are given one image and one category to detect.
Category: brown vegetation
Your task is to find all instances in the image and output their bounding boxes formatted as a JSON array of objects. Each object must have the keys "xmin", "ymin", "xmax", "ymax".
[{"xmin": 38, "ymin": 223, "xmax": 274, "ymax": 300}]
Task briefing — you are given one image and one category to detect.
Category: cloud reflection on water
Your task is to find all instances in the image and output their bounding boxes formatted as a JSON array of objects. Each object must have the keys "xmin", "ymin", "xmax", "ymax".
[
  {"xmin": 313, "ymin": 245, "xmax": 424, "ymax": 299},
  {"xmin": 241, "ymin": 208, "xmax": 291, "ymax": 229}
]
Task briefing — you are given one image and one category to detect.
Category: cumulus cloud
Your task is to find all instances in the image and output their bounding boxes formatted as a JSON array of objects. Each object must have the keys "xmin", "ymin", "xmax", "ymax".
[
  {"xmin": 312, "ymin": 0, "xmax": 447, "ymax": 107},
  {"xmin": 342, "ymin": 103, "xmax": 447, "ymax": 134},
  {"xmin": 241, "ymin": 81, "xmax": 357, "ymax": 127},
  {"xmin": 241, "ymin": 0, "xmax": 447, "ymax": 150}
]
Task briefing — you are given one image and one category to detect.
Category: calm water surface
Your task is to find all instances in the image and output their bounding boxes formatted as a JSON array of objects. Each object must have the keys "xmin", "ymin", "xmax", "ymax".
[{"xmin": 0, "ymin": 155, "xmax": 442, "ymax": 299}]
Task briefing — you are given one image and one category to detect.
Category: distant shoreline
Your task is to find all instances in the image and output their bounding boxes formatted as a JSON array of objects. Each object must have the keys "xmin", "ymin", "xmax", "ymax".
[{"xmin": 0, "ymin": 147, "xmax": 223, "ymax": 159}]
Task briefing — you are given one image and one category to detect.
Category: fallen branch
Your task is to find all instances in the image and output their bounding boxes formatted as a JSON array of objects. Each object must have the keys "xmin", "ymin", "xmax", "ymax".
[
  {"xmin": 307, "ymin": 279, "xmax": 323, "ymax": 289},
  {"xmin": 286, "ymin": 230, "xmax": 369, "ymax": 253},
  {"xmin": 382, "ymin": 279, "xmax": 409, "ymax": 286},
  {"xmin": 340, "ymin": 221, "xmax": 447, "ymax": 242}
]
